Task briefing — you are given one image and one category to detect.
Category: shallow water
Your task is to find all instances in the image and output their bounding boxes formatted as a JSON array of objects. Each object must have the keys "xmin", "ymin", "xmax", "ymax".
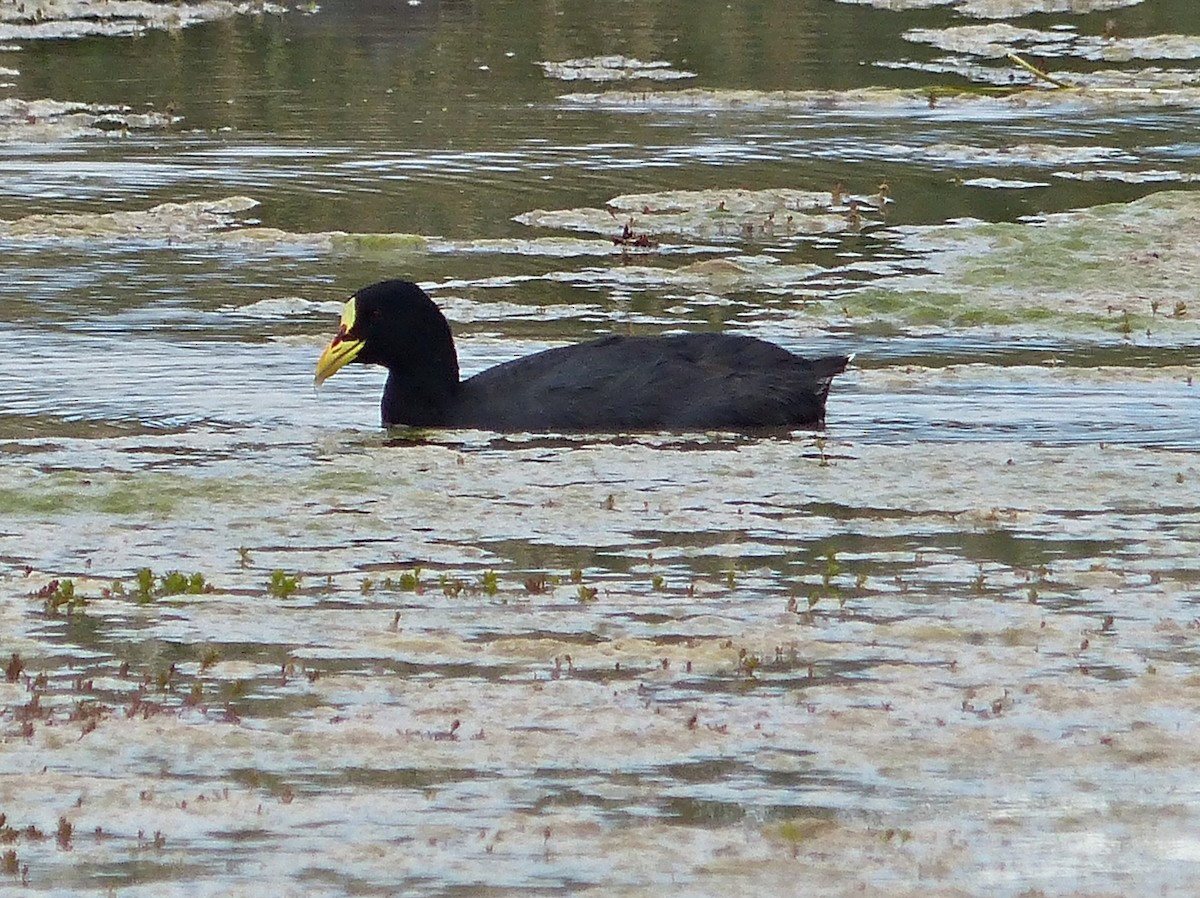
[{"xmin": 1, "ymin": 1, "xmax": 1199, "ymax": 895}]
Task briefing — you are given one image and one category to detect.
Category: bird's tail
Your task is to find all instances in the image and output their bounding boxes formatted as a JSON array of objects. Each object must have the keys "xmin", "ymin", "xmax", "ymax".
[{"xmin": 810, "ymin": 353, "xmax": 854, "ymax": 400}]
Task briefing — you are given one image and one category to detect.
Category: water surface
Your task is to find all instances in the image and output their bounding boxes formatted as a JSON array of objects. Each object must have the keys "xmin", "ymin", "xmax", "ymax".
[{"xmin": 1, "ymin": 1, "xmax": 1199, "ymax": 895}]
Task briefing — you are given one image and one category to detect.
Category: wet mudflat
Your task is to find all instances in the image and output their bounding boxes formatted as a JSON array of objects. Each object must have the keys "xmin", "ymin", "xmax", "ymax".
[{"xmin": 1, "ymin": 1, "xmax": 1199, "ymax": 895}]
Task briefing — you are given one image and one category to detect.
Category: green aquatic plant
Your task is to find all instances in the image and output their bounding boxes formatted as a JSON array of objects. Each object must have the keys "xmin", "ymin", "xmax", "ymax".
[
  {"xmin": 822, "ymin": 551, "xmax": 840, "ymax": 587},
  {"xmin": 268, "ymin": 570, "xmax": 300, "ymax": 599},
  {"xmin": 576, "ymin": 585, "xmax": 598, "ymax": 603},
  {"xmin": 398, "ymin": 567, "xmax": 422, "ymax": 591},
  {"xmin": 737, "ymin": 649, "xmax": 760, "ymax": 678},
  {"xmin": 130, "ymin": 568, "xmax": 212, "ymax": 601},
  {"xmin": 184, "ymin": 682, "xmax": 204, "ymax": 707},
  {"xmin": 135, "ymin": 568, "xmax": 155, "ymax": 603},
  {"xmin": 651, "ymin": 574, "xmax": 665, "ymax": 591},
  {"xmin": 159, "ymin": 571, "xmax": 211, "ymax": 596},
  {"xmin": 199, "ymin": 646, "xmax": 221, "ymax": 671},
  {"xmin": 36, "ymin": 579, "xmax": 85, "ymax": 616},
  {"xmin": 814, "ymin": 435, "xmax": 831, "ymax": 467},
  {"xmin": 481, "ymin": 570, "xmax": 499, "ymax": 596},
  {"xmin": 154, "ymin": 664, "xmax": 176, "ymax": 692}
]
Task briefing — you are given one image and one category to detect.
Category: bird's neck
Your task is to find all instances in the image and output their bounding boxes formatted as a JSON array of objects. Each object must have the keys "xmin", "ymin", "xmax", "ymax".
[{"xmin": 381, "ymin": 367, "xmax": 460, "ymax": 427}]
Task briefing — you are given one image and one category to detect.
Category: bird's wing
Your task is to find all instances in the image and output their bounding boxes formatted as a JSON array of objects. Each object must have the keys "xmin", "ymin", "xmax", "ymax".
[{"xmin": 454, "ymin": 335, "xmax": 846, "ymax": 431}]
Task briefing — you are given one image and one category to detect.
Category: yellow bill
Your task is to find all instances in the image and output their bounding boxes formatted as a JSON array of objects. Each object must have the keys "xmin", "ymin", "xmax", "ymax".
[{"xmin": 314, "ymin": 296, "xmax": 364, "ymax": 386}]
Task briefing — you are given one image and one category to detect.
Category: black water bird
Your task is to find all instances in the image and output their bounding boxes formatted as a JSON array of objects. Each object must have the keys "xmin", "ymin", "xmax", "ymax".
[{"xmin": 314, "ymin": 280, "xmax": 851, "ymax": 432}]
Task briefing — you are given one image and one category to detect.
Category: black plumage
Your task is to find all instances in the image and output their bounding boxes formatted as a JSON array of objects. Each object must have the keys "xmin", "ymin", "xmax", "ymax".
[{"xmin": 315, "ymin": 279, "xmax": 850, "ymax": 432}]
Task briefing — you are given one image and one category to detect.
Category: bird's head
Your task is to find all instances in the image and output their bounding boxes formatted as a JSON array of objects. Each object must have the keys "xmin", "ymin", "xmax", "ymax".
[{"xmin": 314, "ymin": 280, "xmax": 459, "ymax": 387}]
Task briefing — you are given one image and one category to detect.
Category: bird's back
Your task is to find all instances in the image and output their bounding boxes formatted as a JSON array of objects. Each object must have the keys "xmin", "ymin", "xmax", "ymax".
[{"xmin": 448, "ymin": 333, "xmax": 849, "ymax": 432}]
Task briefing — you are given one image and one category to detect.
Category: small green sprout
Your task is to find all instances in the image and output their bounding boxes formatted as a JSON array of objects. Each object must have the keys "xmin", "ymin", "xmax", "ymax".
[
  {"xmin": 576, "ymin": 585, "xmax": 598, "ymax": 603},
  {"xmin": 481, "ymin": 570, "xmax": 499, "ymax": 596},
  {"xmin": 39, "ymin": 579, "xmax": 84, "ymax": 616},
  {"xmin": 398, "ymin": 567, "xmax": 422, "ymax": 591},
  {"xmin": 815, "ymin": 435, "xmax": 830, "ymax": 467},
  {"xmin": 158, "ymin": 571, "xmax": 211, "ymax": 596},
  {"xmin": 268, "ymin": 570, "xmax": 300, "ymax": 599},
  {"xmin": 135, "ymin": 568, "xmax": 155, "ymax": 603},
  {"xmin": 822, "ymin": 551, "xmax": 840, "ymax": 587}
]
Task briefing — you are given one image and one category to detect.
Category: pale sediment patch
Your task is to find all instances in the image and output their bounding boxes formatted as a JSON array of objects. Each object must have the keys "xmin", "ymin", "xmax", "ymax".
[
  {"xmin": 961, "ymin": 177, "xmax": 1051, "ymax": 188},
  {"xmin": 0, "ymin": 0, "xmax": 289, "ymax": 41},
  {"xmin": 850, "ymin": 189, "xmax": 1200, "ymax": 333},
  {"xmin": 0, "ymin": 195, "xmax": 262, "ymax": 240},
  {"xmin": 537, "ymin": 55, "xmax": 696, "ymax": 82},
  {"xmin": 905, "ymin": 23, "xmax": 1200, "ymax": 64},
  {"xmin": 515, "ymin": 186, "xmax": 890, "ymax": 242},
  {"xmin": 558, "ymin": 84, "xmax": 1200, "ymax": 115},
  {"xmin": 0, "ymin": 96, "xmax": 176, "ymax": 141},
  {"xmin": 840, "ymin": 0, "xmax": 1143, "ymax": 15}
]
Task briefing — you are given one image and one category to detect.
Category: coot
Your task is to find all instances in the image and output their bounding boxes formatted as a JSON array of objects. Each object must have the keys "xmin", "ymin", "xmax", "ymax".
[{"xmin": 315, "ymin": 279, "xmax": 851, "ymax": 431}]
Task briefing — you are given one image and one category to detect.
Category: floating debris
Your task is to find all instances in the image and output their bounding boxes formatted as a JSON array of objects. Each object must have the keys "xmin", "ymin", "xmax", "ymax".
[
  {"xmin": 905, "ymin": 24, "xmax": 1200, "ymax": 63},
  {"xmin": 560, "ymin": 83, "xmax": 1200, "ymax": 115},
  {"xmin": 835, "ymin": 0, "xmax": 1142, "ymax": 16},
  {"xmin": 0, "ymin": 97, "xmax": 176, "ymax": 141},
  {"xmin": 914, "ymin": 142, "xmax": 1132, "ymax": 166},
  {"xmin": 0, "ymin": 1, "xmax": 289, "ymax": 40},
  {"xmin": 903, "ymin": 23, "xmax": 1074, "ymax": 58},
  {"xmin": 854, "ymin": 189, "xmax": 1200, "ymax": 331},
  {"xmin": 961, "ymin": 176, "xmax": 1050, "ymax": 188},
  {"xmin": 0, "ymin": 196, "xmax": 261, "ymax": 241},
  {"xmin": 515, "ymin": 186, "xmax": 885, "ymax": 242},
  {"xmin": 1054, "ymin": 168, "xmax": 1200, "ymax": 183},
  {"xmin": 537, "ymin": 55, "xmax": 696, "ymax": 82}
]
